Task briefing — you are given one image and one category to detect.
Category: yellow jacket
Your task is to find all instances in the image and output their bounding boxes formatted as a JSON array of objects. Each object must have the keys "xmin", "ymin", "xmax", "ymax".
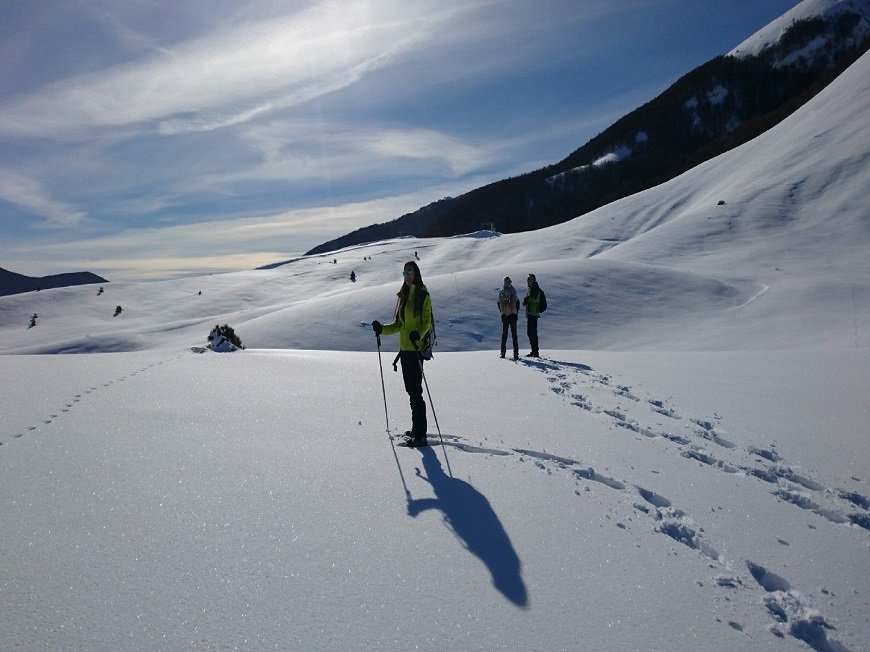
[{"xmin": 381, "ymin": 284, "xmax": 432, "ymax": 352}]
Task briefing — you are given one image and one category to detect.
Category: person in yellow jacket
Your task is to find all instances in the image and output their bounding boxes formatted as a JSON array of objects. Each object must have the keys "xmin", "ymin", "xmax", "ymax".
[{"xmin": 372, "ymin": 260, "xmax": 433, "ymax": 447}]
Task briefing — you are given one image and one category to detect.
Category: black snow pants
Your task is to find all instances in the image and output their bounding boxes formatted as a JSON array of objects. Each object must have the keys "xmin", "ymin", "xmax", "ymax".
[
  {"xmin": 399, "ymin": 351, "xmax": 427, "ymax": 435},
  {"xmin": 526, "ymin": 315, "xmax": 539, "ymax": 356}
]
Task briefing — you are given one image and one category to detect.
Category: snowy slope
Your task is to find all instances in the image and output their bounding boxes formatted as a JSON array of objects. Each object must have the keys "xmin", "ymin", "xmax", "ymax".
[
  {"xmin": 1, "ymin": 348, "xmax": 867, "ymax": 651},
  {"xmin": 1, "ymin": 53, "xmax": 867, "ymax": 355},
  {"xmin": 729, "ymin": 0, "xmax": 870, "ymax": 58},
  {"xmin": 0, "ymin": 42, "xmax": 868, "ymax": 652}
]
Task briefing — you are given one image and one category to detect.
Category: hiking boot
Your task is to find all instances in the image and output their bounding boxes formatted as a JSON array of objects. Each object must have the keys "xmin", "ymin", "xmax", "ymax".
[
  {"xmin": 406, "ymin": 434, "xmax": 428, "ymax": 447},
  {"xmin": 398, "ymin": 432, "xmax": 428, "ymax": 447}
]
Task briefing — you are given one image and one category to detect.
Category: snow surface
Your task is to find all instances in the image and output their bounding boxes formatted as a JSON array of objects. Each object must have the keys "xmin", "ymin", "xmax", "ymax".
[{"xmin": 1, "ymin": 50, "xmax": 869, "ymax": 652}]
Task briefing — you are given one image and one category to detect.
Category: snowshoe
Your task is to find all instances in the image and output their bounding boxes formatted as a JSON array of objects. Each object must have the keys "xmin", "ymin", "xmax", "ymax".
[{"xmin": 398, "ymin": 433, "xmax": 428, "ymax": 448}]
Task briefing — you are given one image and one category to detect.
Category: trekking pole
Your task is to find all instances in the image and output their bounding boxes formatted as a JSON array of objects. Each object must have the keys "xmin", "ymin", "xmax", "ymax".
[
  {"xmin": 376, "ymin": 332, "xmax": 391, "ymax": 436},
  {"xmin": 414, "ymin": 343, "xmax": 453, "ymax": 478},
  {"xmin": 377, "ymin": 332, "xmax": 410, "ymax": 499}
]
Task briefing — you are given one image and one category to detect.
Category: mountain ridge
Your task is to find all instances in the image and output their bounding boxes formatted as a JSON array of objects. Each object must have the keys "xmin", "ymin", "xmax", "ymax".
[
  {"xmin": 1, "ymin": 48, "xmax": 867, "ymax": 354},
  {"xmin": 0, "ymin": 266, "xmax": 108, "ymax": 297},
  {"xmin": 302, "ymin": 0, "xmax": 869, "ymax": 258}
]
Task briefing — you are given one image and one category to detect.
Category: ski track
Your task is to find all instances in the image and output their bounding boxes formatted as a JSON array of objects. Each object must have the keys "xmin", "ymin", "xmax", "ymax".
[{"xmin": 408, "ymin": 356, "xmax": 865, "ymax": 651}]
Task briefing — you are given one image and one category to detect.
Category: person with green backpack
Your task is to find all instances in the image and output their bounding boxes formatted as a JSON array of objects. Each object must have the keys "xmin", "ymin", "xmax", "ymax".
[
  {"xmin": 523, "ymin": 273, "xmax": 547, "ymax": 358},
  {"xmin": 372, "ymin": 260, "xmax": 433, "ymax": 447}
]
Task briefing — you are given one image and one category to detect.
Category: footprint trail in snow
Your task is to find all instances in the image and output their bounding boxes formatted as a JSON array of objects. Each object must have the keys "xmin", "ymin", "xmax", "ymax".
[
  {"xmin": 0, "ymin": 355, "xmax": 183, "ymax": 447},
  {"xmin": 418, "ymin": 357, "xmax": 866, "ymax": 651}
]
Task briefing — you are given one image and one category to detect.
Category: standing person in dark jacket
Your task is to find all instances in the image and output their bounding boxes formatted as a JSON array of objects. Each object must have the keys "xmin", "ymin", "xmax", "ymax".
[
  {"xmin": 372, "ymin": 261, "xmax": 433, "ymax": 447},
  {"xmin": 497, "ymin": 276, "xmax": 520, "ymax": 360},
  {"xmin": 523, "ymin": 273, "xmax": 545, "ymax": 357}
]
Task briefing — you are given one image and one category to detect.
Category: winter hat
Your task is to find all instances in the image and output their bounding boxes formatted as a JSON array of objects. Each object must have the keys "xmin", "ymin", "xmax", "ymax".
[{"xmin": 504, "ymin": 276, "xmax": 512, "ymax": 284}]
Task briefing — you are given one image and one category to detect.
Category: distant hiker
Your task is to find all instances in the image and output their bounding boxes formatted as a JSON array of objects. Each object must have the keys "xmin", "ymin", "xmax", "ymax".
[
  {"xmin": 523, "ymin": 274, "xmax": 547, "ymax": 357},
  {"xmin": 350, "ymin": 270, "xmax": 356, "ymax": 283},
  {"xmin": 414, "ymin": 251, "xmax": 419, "ymax": 260},
  {"xmin": 497, "ymin": 276, "xmax": 520, "ymax": 360},
  {"xmin": 97, "ymin": 286, "xmax": 104, "ymax": 296},
  {"xmin": 372, "ymin": 260, "xmax": 433, "ymax": 447},
  {"xmin": 29, "ymin": 313, "xmax": 38, "ymax": 328}
]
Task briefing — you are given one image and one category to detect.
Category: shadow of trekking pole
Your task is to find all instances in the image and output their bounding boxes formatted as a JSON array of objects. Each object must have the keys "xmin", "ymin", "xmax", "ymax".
[{"xmin": 413, "ymin": 340, "xmax": 452, "ymax": 478}]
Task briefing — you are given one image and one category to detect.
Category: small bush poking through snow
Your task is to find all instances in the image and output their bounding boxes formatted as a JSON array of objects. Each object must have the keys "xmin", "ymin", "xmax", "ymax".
[{"xmin": 207, "ymin": 324, "xmax": 244, "ymax": 352}]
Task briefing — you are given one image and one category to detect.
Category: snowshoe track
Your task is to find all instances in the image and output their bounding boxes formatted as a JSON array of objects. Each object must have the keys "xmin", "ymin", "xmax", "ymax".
[{"xmin": 408, "ymin": 356, "xmax": 865, "ymax": 651}]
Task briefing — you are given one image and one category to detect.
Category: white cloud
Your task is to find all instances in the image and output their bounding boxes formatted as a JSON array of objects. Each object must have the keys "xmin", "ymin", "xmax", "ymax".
[
  {"xmin": 0, "ymin": 1, "xmax": 464, "ymax": 137},
  {"xmin": 0, "ymin": 186, "xmax": 467, "ymax": 280},
  {"xmin": 0, "ymin": 169, "xmax": 85, "ymax": 226},
  {"xmin": 1, "ymin": 0, "xmax": 778, "ymax": 283},
  {"xmin": 208, "ymin": 120, "xmax": 496, "ymax": 188}
]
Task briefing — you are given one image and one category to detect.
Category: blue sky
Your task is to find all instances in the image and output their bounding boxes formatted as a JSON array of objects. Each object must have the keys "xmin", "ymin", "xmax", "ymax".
[{"xmin": 0, "ymin": 0, "xmax": 799, "ymax": 281}]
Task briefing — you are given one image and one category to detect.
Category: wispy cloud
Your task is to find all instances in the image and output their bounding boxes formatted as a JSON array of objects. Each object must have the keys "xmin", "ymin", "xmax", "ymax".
[
  {"xmin": 0, "ymin": 169, "xmax": 86, "ymax": 226},
  {"xmin": 208, "ymin": 119, "xmax": 496, "ymax": 189},
  {"xmin": 1, "ymin": 0, "xmax": 788, "ymax": 280},
  {"xmin": 1, "ymin": 186, "xmax": 471, "ymax": 280},
  {"xmin": 0, "ymin": 1, "xmax": 465, "ymax": 137}
]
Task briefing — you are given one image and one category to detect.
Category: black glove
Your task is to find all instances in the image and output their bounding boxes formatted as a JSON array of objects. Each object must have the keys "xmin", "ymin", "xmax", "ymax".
[
  {"xmin": 409, "ymin": 330, "xmax": 420, "ymax": 343},
  {"xmin": 522, "ymin": 297, "xmax": 528, "ymax": 306},
  {"xmin": 372, "ymin": 320, "xmax": 382, "ymax": 335}
]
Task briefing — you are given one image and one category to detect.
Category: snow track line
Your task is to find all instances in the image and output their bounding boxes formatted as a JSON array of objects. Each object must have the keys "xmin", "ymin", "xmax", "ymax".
[
  {"xmin": 518, "ymin": 356, "xmax": 869, "ymax": 534},
  {"xmin": 423, "ymin": 360, "xmax": 862, "ymax": 651},
  {"xmin": 424, "ymin": 431, "xmax": 851, "ymax": 647},
  {"xmin": 1, "ymin": 353, "xmax": 183, "ymax": 448},
  {"xmin": 734, "ymin": 283, "xmax": 769, "ymax": 309}
]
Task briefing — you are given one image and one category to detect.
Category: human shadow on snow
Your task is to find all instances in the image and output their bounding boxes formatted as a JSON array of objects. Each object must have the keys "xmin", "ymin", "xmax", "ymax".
[{"xmin": 406, "ymin": 446, "xmax": 529, "ymax": 608}]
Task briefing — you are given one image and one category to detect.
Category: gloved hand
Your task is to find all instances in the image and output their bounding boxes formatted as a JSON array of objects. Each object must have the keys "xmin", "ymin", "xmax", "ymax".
[
  {"xmin": 522, "ymin": 297, "xmax": 528, "ymax": 306},
  {"xmin": 372, "ymin": 320, "xmax": 382, "ymax": 335},
  {"xmin": 409, "ymin": 330, "xmax": 420, "ymax": 343}
]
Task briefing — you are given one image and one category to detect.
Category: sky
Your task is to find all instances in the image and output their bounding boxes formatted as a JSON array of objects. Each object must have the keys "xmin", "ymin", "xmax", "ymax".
[
  {"xmin": 1, "ymin": 0, "xmax": 801, "ymax": 281},
  {"xmin": 1, "ymin": 47, "xmax": 868, "ymax": 648}
]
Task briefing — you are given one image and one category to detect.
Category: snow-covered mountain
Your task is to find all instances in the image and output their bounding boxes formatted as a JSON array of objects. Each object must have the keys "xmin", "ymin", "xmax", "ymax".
[
  {"xmin": 0, "ymin": 46, "xmax": 867, "ymax": 652},
  {"xmin": 730, "ymin": 0, "xmax": 870, "ymax": 59},
  {"xmin": 308, "ymin": 0, "xmax": 869, "ymax": 255},
  {"xmin": 1, "ymin": 51, "xmax": 867, "ymax": 355}
]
